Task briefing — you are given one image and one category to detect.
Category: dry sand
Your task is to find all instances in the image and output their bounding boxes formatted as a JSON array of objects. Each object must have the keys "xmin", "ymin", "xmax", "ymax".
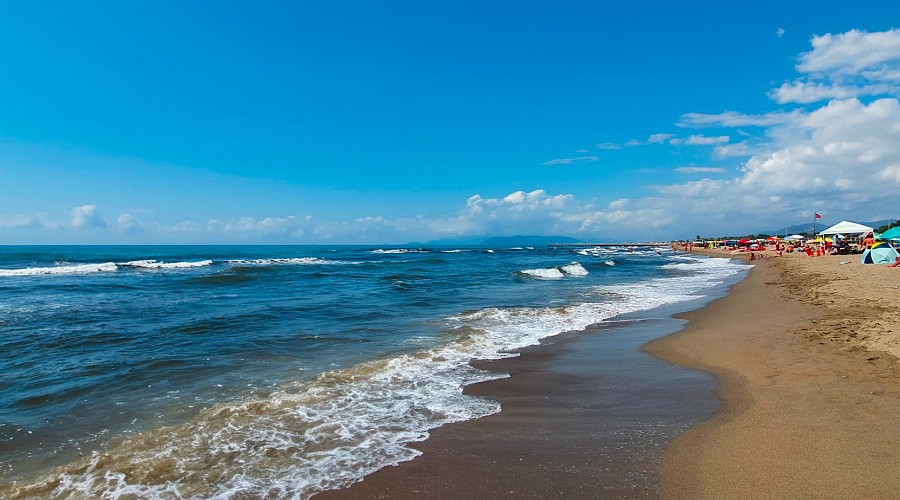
[{"xmin": 646, "ymin": 250, "xmax": 900, "ymax": 498}]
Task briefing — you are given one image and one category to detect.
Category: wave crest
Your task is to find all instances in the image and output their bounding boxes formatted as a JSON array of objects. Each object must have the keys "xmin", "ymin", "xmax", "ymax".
[
  {"xmin": 0, "ymin": 263, "xmax": 118, "ymax": 277},
  {"xmin": 517, "ymin": 262, "xmax": 589, "ymax": 279}
]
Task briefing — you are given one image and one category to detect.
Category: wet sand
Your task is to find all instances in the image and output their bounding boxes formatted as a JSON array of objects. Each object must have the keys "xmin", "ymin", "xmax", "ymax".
[{"xmin": 317, "ymin": 315, "xmax": 724, "ymax": 499}]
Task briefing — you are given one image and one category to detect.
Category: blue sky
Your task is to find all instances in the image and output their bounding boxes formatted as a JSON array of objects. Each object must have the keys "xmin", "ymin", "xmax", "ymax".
[{"xmin": 2, "ymin": 1, "xmax": 900, "ymax": 244}]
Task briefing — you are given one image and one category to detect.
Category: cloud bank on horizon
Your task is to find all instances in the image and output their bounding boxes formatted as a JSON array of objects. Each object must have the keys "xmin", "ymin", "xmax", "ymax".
[{"xmin": 3, "ymin": 27, "xmax": 900, "ymax": 244}]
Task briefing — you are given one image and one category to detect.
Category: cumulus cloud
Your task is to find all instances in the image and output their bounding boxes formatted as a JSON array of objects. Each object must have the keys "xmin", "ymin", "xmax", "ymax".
[
  {"xmin": 639, "ymin": 96, "xmax": 900, "ymax": 234},
  {"xmin": 116, "ymin": 213, "xmax": 142, "ymax": 233},
  {"xmin": 797, "ymin": 29, "xmax": 900, "ymax": 76},
  {"xmin": 71, "ymin": 205, "xmax": 107, "ymax": 228},
  {"xmin": 425, "ymin": 189, "xmax": 581, "ymax": 237},
  {"xmin": 8, "ymin": 30, "xmax": 898, "ymax": 244},
  {"xmin": 551, "ymin": 28, "xmax": 900, "ymax": 238},
  {"xmin": 769, "ymin": 29, "xmax": 900, "ymax": 105},
  {"xmin": 217, "ymin": 215, "xmax": 312, "ymax": 238}
]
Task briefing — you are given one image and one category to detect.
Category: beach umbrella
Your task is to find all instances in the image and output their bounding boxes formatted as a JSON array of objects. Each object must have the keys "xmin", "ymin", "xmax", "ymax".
[
  {"xmin": 877, "ymin": 226, "xmax": 900, "ymax": 240},
  {"xmin": 861, "ymin": 241, "xmax": 900, "ymax": 264},
  {"xmin": 785, "ymin": 235, "xmax": 805, "ymax": 240}
]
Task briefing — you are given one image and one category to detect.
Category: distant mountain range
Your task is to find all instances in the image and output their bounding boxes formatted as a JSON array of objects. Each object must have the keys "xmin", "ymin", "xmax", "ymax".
[
  {"xmin": 416, "ymin": 235, "xmax": 582, "ymax": 246},
  {"xmin": 479, "ymin": 235, "xmax": 581, "ymax": 246}
]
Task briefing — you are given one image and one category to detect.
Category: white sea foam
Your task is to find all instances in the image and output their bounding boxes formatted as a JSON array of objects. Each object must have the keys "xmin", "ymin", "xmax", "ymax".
[
  {"xmin": 604, "ymin": 260, "xmax": 616, "ymax": 266},
  {"xmin": 0, "ymin": 260, "xmax": 214, "ymax": 277},
  {"xmin": 519, "ymin": 267, "xmax": 565, "ymax": 279},
  {"xmin": 560, "ymin": 262, "xmax": 589, "ymax": 276},
  {"xmin": 517, "ymin": 262, "xmax": 588, "ymax": 279},
  {"xmin": 0, "ymin": 262, "xmax": 118, "ymax": 277},
  {"xmin": 9, "ymin": 254, "xmax": 749, "ymax": 499},
  {"xmin": 226, "ymin": 258, "xmax": 360, "ymax": 266},
  {"xmin": 661, "ymin": 256, "xmax": 742, "ymax": 274},
  {"xmin": 600, "ymin": 256, "xmax": 748, "ymax": 307},
  {"xmin": 120, "ymin": 260, "xmax": 214, "ymax": 269},
  {"xmin": 371, "ymin": 249, "xmax": 428, "ymax": 254},
  {"xmin": 577, "ymin": 246, "xmax": 659, "ymax": 257}
]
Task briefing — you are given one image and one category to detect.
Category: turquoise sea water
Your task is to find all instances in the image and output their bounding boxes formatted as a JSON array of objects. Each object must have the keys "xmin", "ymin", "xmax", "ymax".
[{"xmin": 0, "ymin": 245, "xmax": 747, "ymax": 498}]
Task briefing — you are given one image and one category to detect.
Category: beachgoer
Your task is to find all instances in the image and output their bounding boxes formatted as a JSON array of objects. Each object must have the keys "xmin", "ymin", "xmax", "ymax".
[{"xmin": 862, "ymin": 233, "xmax": 875, "ymax": 249}]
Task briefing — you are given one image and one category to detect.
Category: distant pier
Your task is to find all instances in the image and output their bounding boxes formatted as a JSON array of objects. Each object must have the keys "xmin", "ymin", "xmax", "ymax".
[{"xmin": 547, "ymin": 242, "xmax": 669, "ymax": 248}]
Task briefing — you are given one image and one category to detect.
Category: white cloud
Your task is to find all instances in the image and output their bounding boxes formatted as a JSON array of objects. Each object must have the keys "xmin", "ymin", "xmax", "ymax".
[
  {"xmin": 7, "ymin": 30, "xmax": 900, "ymax": 244},
  {"xmin": 542, "ymin": 156, "xmax": 599, "ymax": 165},
  {"xmin": 769, "ymin": 80, "xmax": 895, "ymax": 104},
  {"xmin": 679, "ymin": 110, "xmax": 798, "ymax": 127},
  {"xmin": 71, "ymin": 205, "xmax": 107, "ymax": 228},
  {"xmin": 797, "ymin": 29, "xmax": 900, "ymax": 77},
  {"xmin": 538, "ymin": 30, "xmax": 900, "ymax": 238},
  {"xmin": 641, "ymin": 97, "xmax": 900, "ymax": 233},
  {"xmin": 116, "ymin": 213, "xmax": 141, "ymax": 232},
  {"xmin": 647, "ymin": 133, "xmax": 675, "ymax": 144},
  {"xmin": 675, "ymin": 167, "xmax": 727, "ymax": 174},
  {"xmin": 0, "ymin": 213, "xmax": 46, "ymax": 229},
  {"xmin": 219, "ymin": 215, "xmax": 311, "ymax": 238},
  {"xmin": 670, "ymin": 135, "xmax": 730, "ymax": 145},
  {"xmin": 612, "ymin": 133, "xmax": 676, "ymax": 147},
  {"xmin": 768, "ymin": 29, "xmax": 900, "ymax": 105},
  {"xmin": 777, "ymin": 28, "xmax": 785, "ymax": 38},
  {"xmin": 430, "ymin": 189, "xmax": 580, "ymax": 237},
  {"xmin": 714, "ymin": 141, "xmax": 753, "ymax": 158}
]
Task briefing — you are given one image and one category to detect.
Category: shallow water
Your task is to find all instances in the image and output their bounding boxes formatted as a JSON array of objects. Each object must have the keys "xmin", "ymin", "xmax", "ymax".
[{"xmin": 0, "ymin": 245, "xmax": 748, "ymax": 497}]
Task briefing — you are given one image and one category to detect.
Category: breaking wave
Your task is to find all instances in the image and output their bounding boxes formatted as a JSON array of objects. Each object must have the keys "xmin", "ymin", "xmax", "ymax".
[
  {"xmin": 226, "ymin": 258, "xmax": 360, "ymax": 266},
  {"xmin": 516, "ymin": 262, "xmax": 589, "ymax": 279},
  {"xmin": 0, "ymin": 263, "xmax": 119, "ymax": 277},
  {"xmin": 120, "ymin": 260, "xmax": 214, "ymax": 269}
]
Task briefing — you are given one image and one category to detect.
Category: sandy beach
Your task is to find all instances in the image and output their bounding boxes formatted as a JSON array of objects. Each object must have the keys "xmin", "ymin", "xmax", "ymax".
[
  {"xmin": 647, "ymin": 250, "xmax": 900, "ymax": 498},
  {"xmin": 319, "ymin": 250, "xmax": 900, "ymax": 499}
]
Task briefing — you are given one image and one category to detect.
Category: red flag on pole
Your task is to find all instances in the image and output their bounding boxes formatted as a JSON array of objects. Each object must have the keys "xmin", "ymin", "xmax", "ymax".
[{"xmin": 815, "ymin": 213, "xmax": 822, "ymax": 219}]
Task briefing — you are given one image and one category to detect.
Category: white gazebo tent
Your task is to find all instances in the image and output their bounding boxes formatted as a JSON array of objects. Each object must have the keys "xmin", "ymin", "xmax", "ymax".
[{"xmin": 818, "ymin": 220, "xmax": 874, "ymax": 236}]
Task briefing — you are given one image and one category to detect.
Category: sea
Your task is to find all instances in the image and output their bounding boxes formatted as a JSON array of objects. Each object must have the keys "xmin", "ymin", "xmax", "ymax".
[{"xmin": 0, "ymin": 245, "xmax": 749, "ymax": 498}]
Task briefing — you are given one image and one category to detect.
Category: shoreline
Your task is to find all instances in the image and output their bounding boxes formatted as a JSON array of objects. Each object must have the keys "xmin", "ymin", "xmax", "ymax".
[
  {"xmin": 645, "ymin": 251, "xmax": 900, "ymax": 498},
  {"xmin": 316, "ymin": 318, "xmax": 722, "ymax": 499},
  {"xmin": 319, "ymin": 250, "xmax": 900, "ymax": 498},
  {"xmin": 315, "ymin": 258, "xmax": 747, "ymax": 499}
]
